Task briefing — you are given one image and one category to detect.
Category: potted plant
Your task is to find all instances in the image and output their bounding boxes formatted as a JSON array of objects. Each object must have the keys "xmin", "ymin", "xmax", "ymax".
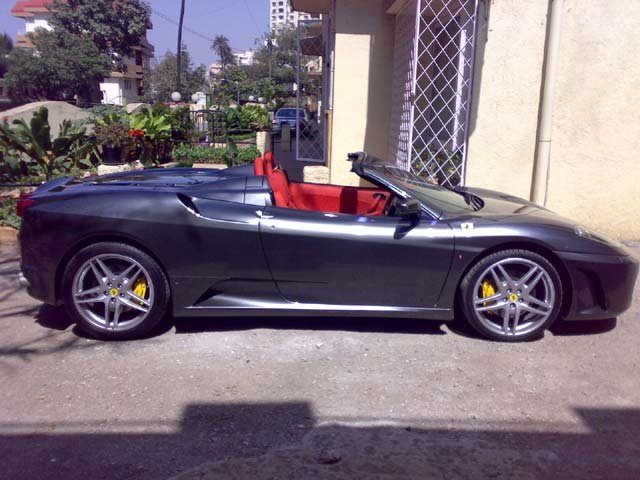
[{"xmin": 94, "ymin": 122, "xmax": 131, "ymax": 165}]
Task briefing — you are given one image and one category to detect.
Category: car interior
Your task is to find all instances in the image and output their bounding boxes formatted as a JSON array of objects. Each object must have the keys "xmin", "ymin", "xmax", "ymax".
[{"xmin": 254, "ymin": 153, "xmax": 394, "ymax": 216}]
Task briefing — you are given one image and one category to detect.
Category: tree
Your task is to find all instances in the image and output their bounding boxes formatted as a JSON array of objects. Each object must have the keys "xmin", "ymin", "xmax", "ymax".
[
  {"xmin": 143, "ymin": 47, "xmax": 207, "ymax": 103},
  {"xmin": 211, "ymin": 35, "xmax": 235, "ymax": 74},
  {"xmin": 50, "ymin": 0, "xmax": 151, "ymax": 71},
  {"xmin": 4, "ymin": 30, "xmax": 112, "ymax": 101},
  {"xmin": 0, "ymin": 33, "xmax": 12, "ymax": 78}
]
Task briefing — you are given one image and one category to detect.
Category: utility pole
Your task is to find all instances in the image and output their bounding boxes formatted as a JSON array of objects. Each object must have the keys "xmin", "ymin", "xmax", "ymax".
[
  {"xmin": 176, "ymin": 0, "xmax": 186, "ymax": 93},
  {"xmin": 267, "ymin": 36, "xmax": 273, "ymax": 81}
]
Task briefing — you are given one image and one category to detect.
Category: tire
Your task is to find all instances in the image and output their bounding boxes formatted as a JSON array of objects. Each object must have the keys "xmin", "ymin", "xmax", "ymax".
[
  {"xmin": 62, "ymin": 242, "xmax": 170, "ymax": 340},
  {"xmin": 459, "ymin": 249, "xmax": 563, "ymax": 342}
]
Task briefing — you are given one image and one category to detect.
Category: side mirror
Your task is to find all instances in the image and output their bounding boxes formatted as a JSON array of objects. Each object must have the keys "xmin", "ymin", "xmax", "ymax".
[{"xmin": 396, "ymin": 198, "xmax": 421, "ymax": 218}]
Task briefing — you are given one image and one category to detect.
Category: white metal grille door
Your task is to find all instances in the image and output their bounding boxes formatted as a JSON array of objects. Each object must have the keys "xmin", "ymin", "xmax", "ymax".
[
  {"xmin": 387, "ymin": 0, "xmax": 418, "ymax": 171},
  {"xmin": 296, "ymin": 19, "xmax": 325, "ymax": 162},
  {"xmin": 411, "ymin": 0, "xmax": 479, "ymax": 186}
]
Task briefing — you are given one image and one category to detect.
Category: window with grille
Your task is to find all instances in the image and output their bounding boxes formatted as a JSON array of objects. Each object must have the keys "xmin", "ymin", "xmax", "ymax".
[{"xmin": 388, "ymin": 0, "xmax": 479, "ymax": 187}]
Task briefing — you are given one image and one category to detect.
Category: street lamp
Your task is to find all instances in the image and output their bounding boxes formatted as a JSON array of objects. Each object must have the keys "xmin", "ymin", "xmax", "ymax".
[
  {"xmin": 248, "ymin": 95, "xmax": 255, "ymax": 102},
  {"xmin": 171, "ymin": 91, "xmax": 181, "ymax": 102},
  {"xmin": 191, "ymin": 93, "xmax": 200, "ymax": 104}
]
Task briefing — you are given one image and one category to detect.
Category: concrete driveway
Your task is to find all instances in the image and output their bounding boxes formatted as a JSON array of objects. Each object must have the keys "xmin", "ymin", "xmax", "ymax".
[{"xmin": 0, "ymin": 241, "xmax": 639, "ymax": 479}]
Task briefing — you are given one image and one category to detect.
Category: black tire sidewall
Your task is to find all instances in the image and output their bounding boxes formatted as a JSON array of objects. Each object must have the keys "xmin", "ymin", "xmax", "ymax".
[
  {"xmin": 62, "ymin": 242, "xmax": 170, "ymax": 340},
  {"xmin": 460, "ymin": 249, "xmax": 563, "ymax": 342}
]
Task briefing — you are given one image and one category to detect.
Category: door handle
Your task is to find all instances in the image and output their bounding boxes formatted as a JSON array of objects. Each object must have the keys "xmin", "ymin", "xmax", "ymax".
[{"xmin": 256, "ymin": 210, "xmax": 275, "ymax": 219}]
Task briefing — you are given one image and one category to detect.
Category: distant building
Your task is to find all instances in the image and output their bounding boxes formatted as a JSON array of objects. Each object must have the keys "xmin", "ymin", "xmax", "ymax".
[
  {"xmin": 269, "ymin": 0, "xmax": 318, "ymax": 31},
  {"xmin": 10, "ymin": 0, "xmax": 154, "ymax": 105},
  {"xmin": 233, "ymin": 50, "xmax": 254, "ymax": 66},
  {"xmin": 209, "ymin": 63, "xmax": 223, "ymax": 76}
]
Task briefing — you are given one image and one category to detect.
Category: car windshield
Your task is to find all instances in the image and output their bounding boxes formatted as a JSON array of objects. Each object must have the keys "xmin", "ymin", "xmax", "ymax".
[
  {"xmin": 365, "ymin": 161, "xmax": 483, "ymax": 217},
  {"xmin": 277, "ymin": 109, "xmax": 303, "ymax": 118}
]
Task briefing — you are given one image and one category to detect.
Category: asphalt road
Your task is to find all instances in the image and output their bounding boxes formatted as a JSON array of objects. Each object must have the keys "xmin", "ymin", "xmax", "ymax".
[{"xmin": 1, "ymin": 241, "xmax": 639, "ymax": 479}]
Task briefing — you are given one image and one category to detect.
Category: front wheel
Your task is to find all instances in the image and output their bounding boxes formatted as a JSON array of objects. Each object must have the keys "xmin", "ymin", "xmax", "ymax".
[
  {"xmin": 62, "ymin": 242, "xmax": 170, "ymax": 340},
  {"xmin": 459, "ymin": 249, "xmax": 563, "ymax": 342}
]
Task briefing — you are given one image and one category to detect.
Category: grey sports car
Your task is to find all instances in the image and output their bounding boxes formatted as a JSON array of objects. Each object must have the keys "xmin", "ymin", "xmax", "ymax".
[{"xmin": 18, "ymin": 152, "xmax": 638, "ymax": 341}]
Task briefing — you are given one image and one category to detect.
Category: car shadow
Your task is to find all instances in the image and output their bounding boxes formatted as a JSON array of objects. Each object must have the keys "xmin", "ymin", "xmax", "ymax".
[
  {"xmin": 33, "ymin": 305, "xmax": 619, "ymax": 341},
  {"xmin": 550, "ymin": 318, "xmax": 618, "ymax": 336}
]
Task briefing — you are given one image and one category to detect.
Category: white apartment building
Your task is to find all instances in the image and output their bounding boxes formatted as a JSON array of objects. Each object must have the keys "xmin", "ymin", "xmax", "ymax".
[
  {"xmin": 233, "ymin": 50, "xmax": 255, "ymax": 66},
  {"xmin": 269, "ymin": 0, "xmax": 318, "ymax": 30},
  {"xmin": 11, "ymin": 0, "xmax": 154, "ymax": 105}
]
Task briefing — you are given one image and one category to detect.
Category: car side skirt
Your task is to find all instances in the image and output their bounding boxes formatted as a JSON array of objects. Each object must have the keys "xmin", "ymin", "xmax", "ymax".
[{"xmin": 175, "ymin": 302, "xmax": 453, "ymax": 320}]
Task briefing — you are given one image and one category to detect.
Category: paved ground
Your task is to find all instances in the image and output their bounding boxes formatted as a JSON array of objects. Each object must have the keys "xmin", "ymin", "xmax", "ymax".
[{"xmin": 1, "ymin": 240, "xmax": 639, "ymax": 480}]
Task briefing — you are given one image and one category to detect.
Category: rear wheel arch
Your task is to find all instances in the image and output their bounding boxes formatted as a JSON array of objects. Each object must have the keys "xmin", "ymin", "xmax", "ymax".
[
  {"xmin": 55, "ymin": 234, "xmax": 171, "ymax": 304},
  {"xmin": 455, "ymin": 241, "xmax": 572, "ymax": 319}
]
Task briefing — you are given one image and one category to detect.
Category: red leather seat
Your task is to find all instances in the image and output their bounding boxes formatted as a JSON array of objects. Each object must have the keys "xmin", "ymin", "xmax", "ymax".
[
  {"xmin": 269, "ymin": 170, "xmax": 295, "ymax": 208},
  {"xmin": 254, "ymin": 157, "xmax": 265, "ymax": 175}
]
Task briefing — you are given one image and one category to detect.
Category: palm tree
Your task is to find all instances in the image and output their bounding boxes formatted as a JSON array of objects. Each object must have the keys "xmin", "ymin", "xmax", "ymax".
[
  {"xmin": 211, "ymin": 35, "xmax": 235, "ymax": 74},
  {"xmin": 0, "ymin": 33, "xmax": 13, "ymax": 78}
]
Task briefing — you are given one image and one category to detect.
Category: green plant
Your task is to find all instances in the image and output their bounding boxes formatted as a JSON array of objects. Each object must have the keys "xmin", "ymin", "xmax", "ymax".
[
  {"xmin": 0, "ymin": 197, "xmax": 20, "ymax": 229},
  {"xmin": 129, "ymin": 105, "xmax": 173, "ymax": 166},
  {"xmin": 94, "ymin": 122, "xmax": 130, "ymax": 148},
  {"xmin": 171, "ymin": 144, "xmax": 228, "ymax": 163},
  {"xmin": 0, "ymin": 107, "xmax": 89, "ymax": 180},
  {"xmin": 224, "ymin": 139, "xmax": 260, "ymax": 167},
  {"xmin": 238, "ymin": 105, "xmax": 271, "ymax": 131}
]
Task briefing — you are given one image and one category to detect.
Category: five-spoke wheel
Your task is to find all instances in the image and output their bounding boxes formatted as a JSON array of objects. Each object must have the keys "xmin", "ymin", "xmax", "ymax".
[
  {"xmin": 460, "ymin": 249, "xmax": 563, "ymax": 341},
  {"xmin": 63, "ymin": 242, "xmax": 169, "ymax": 340}
]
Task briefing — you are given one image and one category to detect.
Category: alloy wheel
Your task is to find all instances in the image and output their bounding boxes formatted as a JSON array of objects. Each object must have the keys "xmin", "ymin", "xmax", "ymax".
[
  {"xmin": 472, "ymin": 257, "xmax": 556, "ymax": 338},
  {"xmin": 71, "ymin": 254, "xmax": 154, "ymax": 332}
]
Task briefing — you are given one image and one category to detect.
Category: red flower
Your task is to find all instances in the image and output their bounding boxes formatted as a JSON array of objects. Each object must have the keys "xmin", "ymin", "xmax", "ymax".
[{"xmin": 129, "ymin": 129, "xmax": 145, "ymax": 138}]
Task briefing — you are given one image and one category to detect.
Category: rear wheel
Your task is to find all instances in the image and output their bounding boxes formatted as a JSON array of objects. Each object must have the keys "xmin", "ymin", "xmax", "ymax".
[
  {"xmin": 459, "ymin": 249, "xmax": 563, "ymax": 342},
  {"xmin": 62, "ymin": 242, "xmax": 170, "ymax": 340}
]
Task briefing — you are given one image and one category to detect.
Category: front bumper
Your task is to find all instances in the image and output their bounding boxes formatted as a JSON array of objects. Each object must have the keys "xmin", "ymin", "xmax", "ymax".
[{"xmin": 558, "ymin": 251, "xmax": 639, "ymax": 321}]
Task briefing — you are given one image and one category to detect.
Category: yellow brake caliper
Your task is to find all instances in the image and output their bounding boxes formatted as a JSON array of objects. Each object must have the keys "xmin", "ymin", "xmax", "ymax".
[
  {"xmin": 481, "ymin": 280, "xmax": 496, "ymax": 314},
  {"xmin": 133, "ymin": 277, "xmax": 148, "ymax": 305}
]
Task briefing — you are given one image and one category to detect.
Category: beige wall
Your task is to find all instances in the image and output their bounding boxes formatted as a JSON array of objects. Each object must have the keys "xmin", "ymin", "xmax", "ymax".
[
  {"xmin": 465, "ymin": 0, "xmax": 548, "ymax": 200},
  {"xmin": 466, "ymin": 0, "xmax": 640, "ymax": 239},
  {"xmin": 329, "ymin": 0, "xmax": 395, "ymax": 186},
  {"xmin": 545, "ymin": 0, "xmax": 640, "ymax": 239}
]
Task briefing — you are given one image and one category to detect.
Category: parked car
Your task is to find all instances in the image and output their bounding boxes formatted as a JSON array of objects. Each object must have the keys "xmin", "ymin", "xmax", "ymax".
[
  {"xmin": 18, "ymin": 152, "xmax": 638, "ymax": 342},
  {"xmin": 272, "ymin": 107, "xmax": 308, "ymax": 133}
]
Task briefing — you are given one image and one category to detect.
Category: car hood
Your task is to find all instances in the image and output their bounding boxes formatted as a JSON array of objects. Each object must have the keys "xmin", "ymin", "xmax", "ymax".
[{"xmin": 453, "ymin": 186, "xmax": 583, "ymax": 229}]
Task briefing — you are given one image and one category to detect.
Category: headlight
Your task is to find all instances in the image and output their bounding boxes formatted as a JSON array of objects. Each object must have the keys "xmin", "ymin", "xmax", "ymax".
[
  {"xmin": 574, "ymin": 225, "xmax": 631, "ymax": 255},
  {"xmin": 574, "ymin": 225, "xmax": 593, "ymax": 239}
]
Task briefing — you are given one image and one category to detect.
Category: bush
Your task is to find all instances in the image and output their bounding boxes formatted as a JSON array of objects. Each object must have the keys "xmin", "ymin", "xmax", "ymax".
[
  {"xmin": 0, "ymin": 197, "xmax": 20, "ymax": 229},
  {"xmin": 171, "ymin": 143, "xmax": 261, "ymax": 168},
  {"xmin": 171, "ymin": 144, "xmax": 228, "ymax": 164}
]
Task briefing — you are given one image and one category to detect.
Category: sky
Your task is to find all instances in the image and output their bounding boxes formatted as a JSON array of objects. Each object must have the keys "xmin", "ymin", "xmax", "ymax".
[{"xmin": 0, "ymin": 0, "xmax": 270, "ymax": 67}]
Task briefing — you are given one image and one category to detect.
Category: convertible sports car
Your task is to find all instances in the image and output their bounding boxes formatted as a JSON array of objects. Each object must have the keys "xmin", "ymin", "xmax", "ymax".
[{"xmin": 18, "ymin": 152, "xmax": 638, "ymax": 342}]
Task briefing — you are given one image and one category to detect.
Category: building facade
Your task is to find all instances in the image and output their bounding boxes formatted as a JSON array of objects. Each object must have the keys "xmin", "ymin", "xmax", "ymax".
[
  {"xmin": 234, "ymin": 50, "xmax": 255, "ymax": 66},
  {"xmin": 270, "ymin": 0, "xmax": 317, "ymax": 31},
  {"xmin": 10, "ymin": 0, "xmax": 154, "ymax": 105},
  {"xmin": 290, "ymin": 0, "xmax": 640, "ymax": 240}
]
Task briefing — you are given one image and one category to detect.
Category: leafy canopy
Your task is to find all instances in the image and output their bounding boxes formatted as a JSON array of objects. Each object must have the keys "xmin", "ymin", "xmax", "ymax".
[
  {"xmin": 50, "ymin": 0, "xmax": 151, "ymax": 71},
  {"xmin": 4, "ymin": 30, "xmax": 112, "ymax": 101},
  {"xmin": 211, "ymin": 35, "xmax": 235, "ymax": 73},
  {"xmin": 143, "ymin": 47, "xmax": 207, "ymax": 103},
  {"xmin": 0, "ymin": 32, "xmax": 12, "ymax": 78}
]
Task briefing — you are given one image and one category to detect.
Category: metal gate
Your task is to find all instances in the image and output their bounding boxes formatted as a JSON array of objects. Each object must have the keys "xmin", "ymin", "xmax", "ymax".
[
  {"xmin": 296, "ymin": 19, "xmax": 325, "ymax": 162},
  {"xmin": 388, "ymin": 0, "xmax": 480, "ymax": 187}
]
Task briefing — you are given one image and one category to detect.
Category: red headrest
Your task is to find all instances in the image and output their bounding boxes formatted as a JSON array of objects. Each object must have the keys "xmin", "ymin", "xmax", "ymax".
[
  {"xmin": 254, "ymin": 157, "xmax": 265, "ymax": 175},
  {"xmin": 264, "ymin": 152, "xmax": 275, "ymax": 174}
]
